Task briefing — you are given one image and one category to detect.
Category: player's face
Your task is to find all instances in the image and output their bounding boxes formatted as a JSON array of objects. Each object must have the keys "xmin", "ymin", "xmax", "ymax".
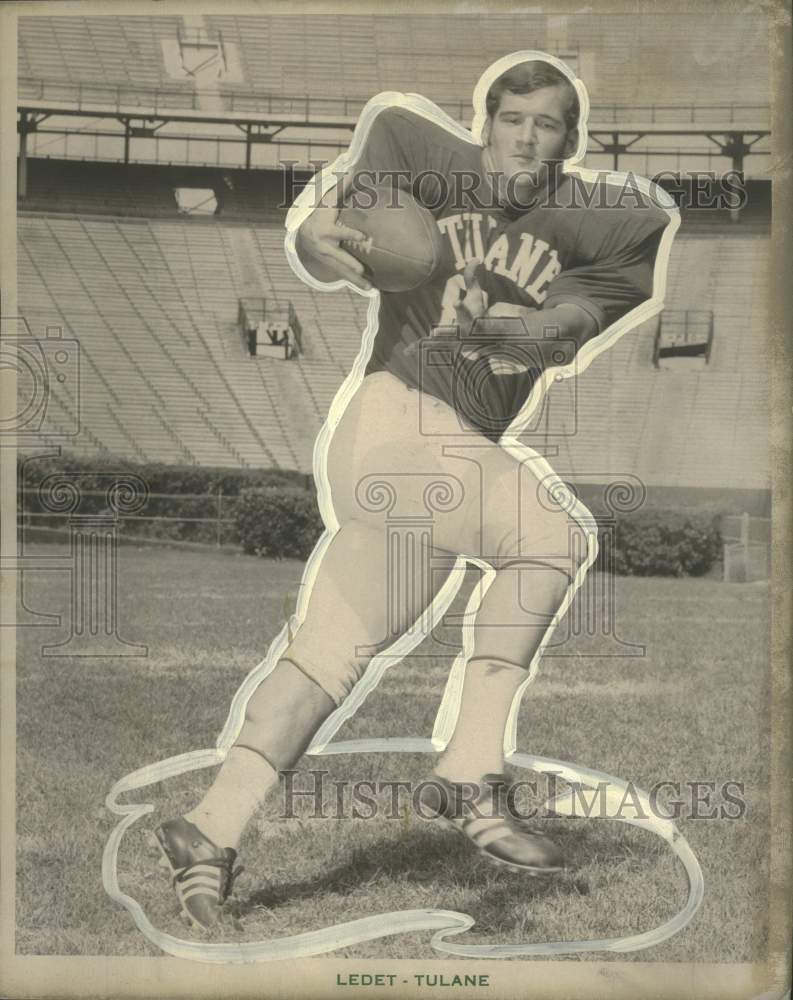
[{"xmin": 486, "ymin": 86, "xmax": 577, "ymax": 201}]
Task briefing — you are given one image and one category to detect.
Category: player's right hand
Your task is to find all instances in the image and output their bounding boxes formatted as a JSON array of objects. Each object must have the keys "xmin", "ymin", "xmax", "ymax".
[
  {"xmin": 295, "ymin": 204, "xmax": 372, "ymax": 291},
  {"xmin": 454, "ymin": 259, "xmax": 488, "ymax": 337}
]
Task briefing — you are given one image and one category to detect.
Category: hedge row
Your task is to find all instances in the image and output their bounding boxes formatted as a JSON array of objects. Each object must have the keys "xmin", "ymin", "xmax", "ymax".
[
  {"xmin": 17, "ymin": 454, "xmax": 723, "ymax": 575},
  {"xmin": 608, "ymin": 510, "xmax": 721, "ymax": 577},
  {"xmin": 17, "ymin": 451, "xmax": 310, "ymax": 495},
  {"xmin": 17, "ymin": 452, "xmax": 312, "ymax": 545},
  {"xmin": 233, "ymin": 487, "xmax": 723, "ymax": 577},
  {"xmin": 236, "ymin": 487, "xmax": 323, "ymax": 558}
]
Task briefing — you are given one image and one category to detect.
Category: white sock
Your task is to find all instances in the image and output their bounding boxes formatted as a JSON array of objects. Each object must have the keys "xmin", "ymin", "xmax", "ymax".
[
  {"xmin": 435, "ymin": 657, "xmax": 528, "ymax": 784},
  {"xmin": 184, "ymin": 746, "xmax": 278, "ymax": 850}
]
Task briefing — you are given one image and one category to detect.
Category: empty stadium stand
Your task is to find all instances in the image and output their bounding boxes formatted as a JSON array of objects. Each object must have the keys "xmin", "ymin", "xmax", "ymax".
[
  {"xmin": 19, "ymin": 12, "xmax": 768, "ymax": 118},
  {"xmin": 15, "ymin": 12, "xmax": 772, "ymax": 497},
  {"xmin": 17, "ymin": 190, "xmax": 771, "ymax": 491},
  {"xmin": 19, "ymin": 214, "xmax": 305, "ymax": 468},
  {"xmin": 18, "ymin": 208, "xmax": 375, "ymax": 470},
  {"xmin": 547, "ymin": 231, "xmax": 770, "ymax": 491},
  {"xmin": 19, "ymin": 15, "xmax": 187, "ymax": 93}
]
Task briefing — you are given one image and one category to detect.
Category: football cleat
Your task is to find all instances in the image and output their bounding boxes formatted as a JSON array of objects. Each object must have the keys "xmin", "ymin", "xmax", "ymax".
[
  {"xmin": 418, "ymin": 773, "xmax": 564, "ymax": 875},
  {"xmin": 153, "ymin": 818, "xmax": 243, "ymax": 930}
]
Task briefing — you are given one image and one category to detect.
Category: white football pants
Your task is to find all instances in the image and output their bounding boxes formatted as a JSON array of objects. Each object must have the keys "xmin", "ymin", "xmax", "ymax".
[{"xmin": 284, "ymin": 370, "xmax": 591, "ymax": 706}]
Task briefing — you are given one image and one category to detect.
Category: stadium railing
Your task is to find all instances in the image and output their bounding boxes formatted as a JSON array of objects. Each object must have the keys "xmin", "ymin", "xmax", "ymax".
[
  {"xmin": 17, "ymin": 78, "xmax": 771, "ymax": 128},
  {"xmin": 18, "ymin": 486, "xmax": 241, "ymax": 548}
]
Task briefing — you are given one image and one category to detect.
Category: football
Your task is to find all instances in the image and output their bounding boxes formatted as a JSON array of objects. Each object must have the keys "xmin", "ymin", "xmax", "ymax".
[{"xmin": 338, "ymin": 183, "xmax": 446, "ymax": 292}]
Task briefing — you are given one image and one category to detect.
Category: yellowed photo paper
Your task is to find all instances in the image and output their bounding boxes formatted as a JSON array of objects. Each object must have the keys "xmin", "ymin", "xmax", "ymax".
[{"xmin": 1, "ymin": 3, "xmax": 790, "ymax": 998}]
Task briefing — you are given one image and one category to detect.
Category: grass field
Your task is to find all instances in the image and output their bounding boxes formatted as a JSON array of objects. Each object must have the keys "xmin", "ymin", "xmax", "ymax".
[{"xmin": 15, "ymin": 543, "xmax": 770, "ymax": 960}]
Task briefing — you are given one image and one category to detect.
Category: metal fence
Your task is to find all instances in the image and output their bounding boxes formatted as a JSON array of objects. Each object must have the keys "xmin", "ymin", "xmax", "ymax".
[
  {"xmin": 18, "ymin": 487, "xmax": 241, "ymax": 548},
  {"xmin": 17, "ymin": 489, "xmax": 772, "ymax": 582},
  {"xmin": 18, "ymin": 78, "xmax": 771, "ymax": 127}
]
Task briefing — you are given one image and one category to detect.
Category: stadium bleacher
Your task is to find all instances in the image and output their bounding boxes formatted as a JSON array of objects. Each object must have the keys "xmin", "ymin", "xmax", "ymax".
[
  {"xmin": 17, "ymin": 201, "xmax": 771, "ymax": 490},
  {"xmin": 19, "ymin": 15, "xmax": 186, "ymax": 90},
  {"xmin": 18, "ymin": 214, "xmax": 309, "ymax": 468},
  {"xmin": 558, "ymin": 225, "xmax": 770, "ymax": 491},
  {"xmin": 19, "ymin": 12, "xmax": 768, "ymax": 116},
  {"xmin": 15, "ymin": 13, "xmax": 772, "ymax": 498}
]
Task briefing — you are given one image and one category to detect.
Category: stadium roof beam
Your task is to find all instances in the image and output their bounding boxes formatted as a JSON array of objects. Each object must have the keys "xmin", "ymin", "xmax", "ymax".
[
  {"xmin": 17, "ymin": 80, "xmax": 770, "ymax": 128},
  {"xmin": 703, "ymin": 131, "xmax": 769, "ymax": 173},
  {"xmin": 235, "ymin": 123, "xmax": 287, "ymax": 169},
  {"xmin": 119, "ymin": 117, "xmax": 168, "ymax": 164},
  {"xmin": 16, "ymin": 101, "xmax": 771, "ymax": 175},
  {"xmin": 588, "ymin": 129, "xmax": 770, "ymax": 172},
  {"xmin": 18, "ymin": 95, "xmax": 771, "ymax": 138},
  {"xmin": 26, "ymin": 126, "xmax": 765, "ymax": 163},
  {"xmin": 588, "ymin": 131, "xmax": 646, "ymax": 171},
  {"xmin": 17, "ymin": 127, "xmax": 772, "ymax": 177},
  {"xmin": 18, "ymin": 98, "xmax": 360, "ymax": 132},
  {"xmin": 17, "ymin": 110, "xmax": 50, "ymax": 198}
]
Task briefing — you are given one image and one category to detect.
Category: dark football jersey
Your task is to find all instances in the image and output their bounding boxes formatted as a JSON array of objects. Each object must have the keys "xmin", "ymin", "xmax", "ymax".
[{"xmin": 348, "ymin": 105, "xmax": 671, "ymax": 440}]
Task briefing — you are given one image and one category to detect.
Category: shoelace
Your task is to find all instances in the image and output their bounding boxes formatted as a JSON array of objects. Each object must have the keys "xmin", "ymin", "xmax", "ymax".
[{"xmin": 173, "ymin": 858, "xmax": 245, "ymax": 902}]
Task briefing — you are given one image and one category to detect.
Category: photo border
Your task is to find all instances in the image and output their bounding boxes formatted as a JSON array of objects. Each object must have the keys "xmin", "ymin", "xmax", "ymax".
[{"xmin": 0, "ymin": 1, "xmax": 790, "ymax": 997}]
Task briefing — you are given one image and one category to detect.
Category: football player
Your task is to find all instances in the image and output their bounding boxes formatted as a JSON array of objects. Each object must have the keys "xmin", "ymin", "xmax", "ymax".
[{"xmin": 153, "ymin": 55, "xmax": 673, "ymax": 930}]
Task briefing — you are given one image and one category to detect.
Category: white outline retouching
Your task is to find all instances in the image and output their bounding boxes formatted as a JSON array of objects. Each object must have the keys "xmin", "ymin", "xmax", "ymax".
[{"xmin": 103, "ymin": 49, "xmax": 702, "ymax": 963}]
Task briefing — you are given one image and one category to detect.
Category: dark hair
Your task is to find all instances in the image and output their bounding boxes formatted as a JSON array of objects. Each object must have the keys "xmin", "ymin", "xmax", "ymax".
[{"xmin": 486, "ymin": 61, "xmax": 580, "ymax": 133}]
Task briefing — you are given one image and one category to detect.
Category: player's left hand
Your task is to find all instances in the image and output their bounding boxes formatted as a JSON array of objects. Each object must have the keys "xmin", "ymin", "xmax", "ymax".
[
  {"xmin": 404, "ymin": 264, "xmax": 541, "ymax": 359},
  {"xmin": 455, "ymin": 265, "xmax": 540, "ymax": 337},
  {"xmin": 484, "ymin": 302, "xmax": 538, "ymax": 320}
]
